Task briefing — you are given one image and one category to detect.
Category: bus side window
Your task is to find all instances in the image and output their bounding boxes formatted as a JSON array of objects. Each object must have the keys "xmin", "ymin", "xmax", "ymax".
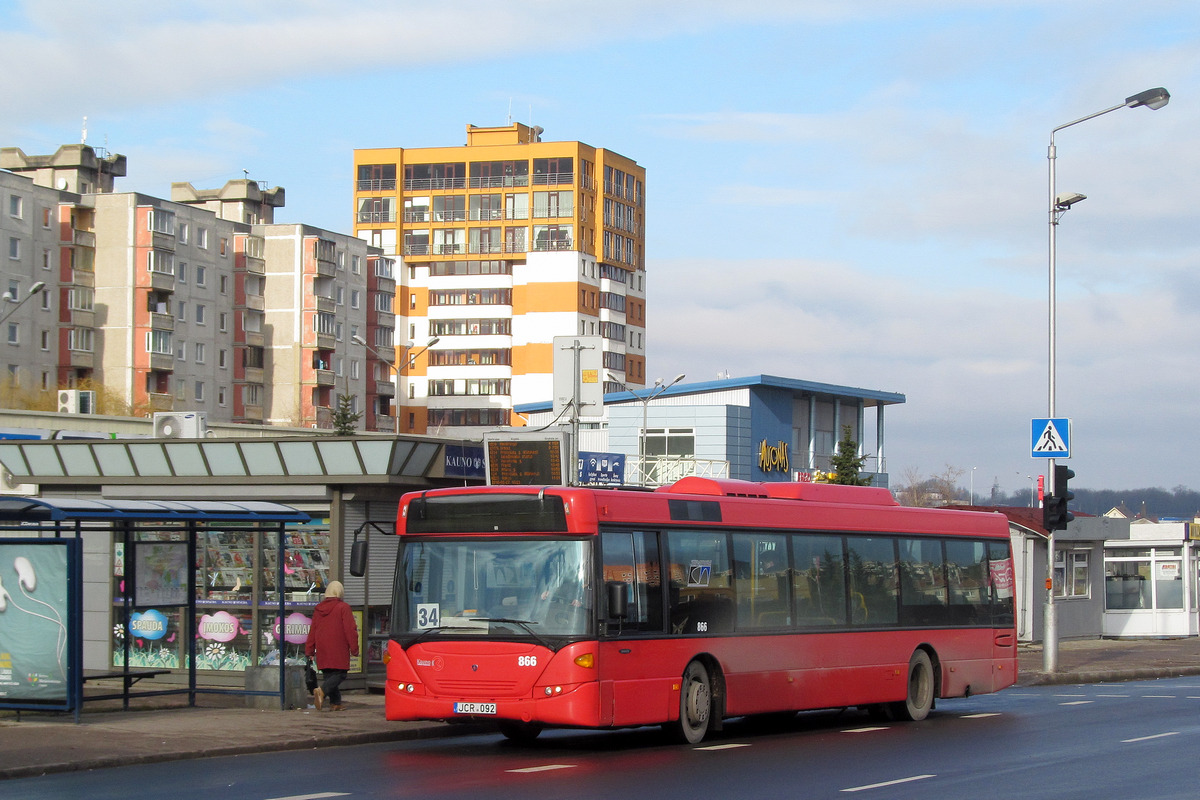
[
  {"xmin": 601, "ymin": 531, "xmax": 663, "ymax": 633},
  {"xmin": 792, "ymin": 534, "xmax": 846, "ymax": 627},
  {"xmin": 946, "ymin": 540, "xmax": 988, "ymax": 626},
  {"xmin": 666, "ymin": 530, "xmax": 733, "ymax": 634},
  {"xmin": 846, "ymin": 537, "xmax": 899, "ymax": 626}
]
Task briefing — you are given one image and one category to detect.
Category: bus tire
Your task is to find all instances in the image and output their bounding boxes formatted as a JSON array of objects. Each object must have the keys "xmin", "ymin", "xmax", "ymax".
[
  {"xmin": 498, "ymin": 719, "xmax": 544, "ymax": 743},
  {"xmin": 891, "ymin": 649, "xmax": 935, "ymax": 721},
  {"xmin": 670, "ymin": 660, "xmax": 713, "ymax": 744}
]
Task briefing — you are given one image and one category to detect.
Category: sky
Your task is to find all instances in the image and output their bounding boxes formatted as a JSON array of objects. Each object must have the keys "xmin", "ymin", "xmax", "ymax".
[{"xmin": 2, "ymin": 0, "xmax": 1196, "ymax": 495}]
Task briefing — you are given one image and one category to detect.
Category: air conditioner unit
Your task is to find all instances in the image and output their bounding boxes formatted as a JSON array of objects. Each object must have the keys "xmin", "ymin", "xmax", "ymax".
[
  {"xmin": 57, "ymin": 389, "xmax": 96, "ymax": 414},
  {"xmin": 153, "ymin": 412, "xmax": 207, "ymax": 439}
]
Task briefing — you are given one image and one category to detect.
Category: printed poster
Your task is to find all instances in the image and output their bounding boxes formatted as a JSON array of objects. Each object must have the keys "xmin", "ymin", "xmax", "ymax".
[{"xmin": 0, "ymin": 543, "xmax": 70, "ymax": 702}]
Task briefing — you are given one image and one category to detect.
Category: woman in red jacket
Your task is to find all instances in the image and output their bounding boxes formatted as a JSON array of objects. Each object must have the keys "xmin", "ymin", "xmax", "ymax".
[{"xmin": 304, "ymin": 580, "xmax": 359, "ymax": 711}]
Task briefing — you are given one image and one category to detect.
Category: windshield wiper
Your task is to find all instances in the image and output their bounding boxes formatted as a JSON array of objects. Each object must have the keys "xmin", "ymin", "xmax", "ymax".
[
  {"xmin": 409, "ymin": 624, "xmax": 482, "ymax": 646},
  {"xmin": 469, "ymin": 617, "xmax": 553, "ymax": 649}
]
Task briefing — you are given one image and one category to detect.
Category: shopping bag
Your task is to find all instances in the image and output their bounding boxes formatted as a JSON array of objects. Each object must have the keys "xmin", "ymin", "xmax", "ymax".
[{"xmin": 305, "ymin": 659, "xmax": 319, "ymax": 693}]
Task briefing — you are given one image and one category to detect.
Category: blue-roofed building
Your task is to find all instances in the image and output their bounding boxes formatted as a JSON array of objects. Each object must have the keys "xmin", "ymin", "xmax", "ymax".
[{"xmin": 516, "ymin": 374, "xmax": 905, "ymax": 487}]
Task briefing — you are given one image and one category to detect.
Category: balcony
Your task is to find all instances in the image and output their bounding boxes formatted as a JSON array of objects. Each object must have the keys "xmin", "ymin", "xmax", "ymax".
[
  {"xmin": 315, "ymin": 295, "xmax": 335, "ymax": 313},
  {"xmin": 67, "ymin": 350, "xmax": 94, "ymax": 369},
  {"xmin": 356, "ymin": 178, "xmax": 397, "ymax": 192},
  {"xmin": 151, "ymin": 230, "xmax": 175, "ymax": 251},
  {"xmin": 148, "ymin": 392, "xmax": 174, "ymax": 412},
  {"xmin": 69, "ymin": 309, "xmax": 96, "ymax": 328},
  {"xmin": 316, "ymin": 332, "xmax": 336, "ymax": 350},
  {"xmin": 314, "ymin": 368, "xmax": 335, "ymax": 387},
  {"xmin": 71, "ymin": 229, "xmax": 95, "ymax": 248},
  {"xmin": 149, "ymin": 352, "xmax": 174, "ymax": 372},
  {"xmin": 244, "ymin": 367, "xmax": 264, "ymax": 385},
  {"xmin": 243, "ymin": 256, "xmax": 266, "ymax": 276},
  {"xmin": 240, "ymin": 404, "xmax": 264, "ymax": 422},
  {"xmin": 148, "ymin": 270, "xmax": 175, "ymax": 292},
  {"xmin": 244, "ymin": 294, "xmax": 265, "ymax": 312},
  {"xmin": 356, "ymin": 210, "xmax": 396, "ymax": 224},
  {"xmin": 404, "ymin": 177, "xmax": 466, "ymax": 191},
  {"xmin": 533, "ymin": 172, "xmax": 573, "ymax": 186},
  {"xmin": 315, "ymin": 259, "xmax": 336, "ymax": 278},
  {"xmin": 374, "ymin": 379, "xmax": 396, "ymax": 398},
  {"xmin": 149, "ymin": 312, "xmax": 174, "ymax": 331},
  {"xmin": 532, "ymin": 238, "xmax": 573, "ymax": 252}
]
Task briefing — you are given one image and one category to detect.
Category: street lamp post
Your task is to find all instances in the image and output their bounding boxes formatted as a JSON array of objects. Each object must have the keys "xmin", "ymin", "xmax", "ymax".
[
  {"xmin": 607, "ymin": 372, "xmax": 685, "ymax": 486},
  {"xmin": 352, "ymin": 334, "xmax": 439, "ymax": 435},
  {"xmin": 0, "ymin": 281, "xmax": 46, "ymax": 326},
  {"xmin": 1043, "ymin": 86, "xmax": 1169, "ymax": 674}
]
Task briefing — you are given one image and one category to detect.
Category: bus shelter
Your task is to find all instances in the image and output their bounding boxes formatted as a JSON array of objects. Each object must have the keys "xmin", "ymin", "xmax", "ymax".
[{"xmin": 0, "ymin": 496, "xmax": 309, "ymax": 721}]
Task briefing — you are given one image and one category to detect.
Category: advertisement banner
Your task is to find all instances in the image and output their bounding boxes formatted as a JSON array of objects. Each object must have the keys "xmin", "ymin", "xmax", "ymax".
[{"xmin": 0, "ymin": 542, "xmax": 71, "ymax": 703}]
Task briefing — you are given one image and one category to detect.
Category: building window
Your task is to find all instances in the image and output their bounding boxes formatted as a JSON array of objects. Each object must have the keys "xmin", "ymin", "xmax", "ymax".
[
  {"xmin": 195, "ymin": 304, "xmax": 206, "ymax": 325},
  {"xmin": 148, "ymin": 208, "xmax": 175, "ymax": 234},
  {"xmin": 6, "ymin": 323, "xmax": 17, "ymax": 345},
  {"xmin": 194, "ymin": 342, "xmax": 206, "ymax": 363},
  {"xmin": 1053, "ymin": 549, "xmax": 1090, "ymax": 599},
  {"xmin": 9, "ymin": 195, "xmax": 23, "ymax": 219},
  {"xmin": 1104, "ymin": 547, "xmax": 1183, "ymax": 610},
  {"xmin": 8, "ymin": 237, "xmax": 20, "ymax": 260},
  {"xmin": 196, "ymin": 265, "xmax": 206, "ymax": 286},
  {"xmin": 194, "ymin": 381, "xmax": 205, "ymax": 402}
]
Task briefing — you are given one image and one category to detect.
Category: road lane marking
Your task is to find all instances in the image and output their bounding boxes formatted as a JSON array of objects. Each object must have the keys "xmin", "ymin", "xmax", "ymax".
[
  {"xmin": 1142, "ymin": 695, "xmax": 1176, "ymax": 699},
  {"xmin": 1097, "ymin": 694, "xmax": 1129, "ymax": 698},
  {"xmin": 841, "ymin": 774, "xmax": 936, "ymax": 793},
  {"xmin": 696, "ymin": 743, "xmax": 751, "ymax": 750},
  {"xmin": 962, "ymin": 713, "xmax": 1001, "ymax": 718},
  {"xmin": 1059, "ymin": 701, "xmax": 1093, "ymax": 706},
  {"xmin": 1122, "ymin": 732, "xmax": 1180, "ymax": 744},
  {"xmin": 265, "ymin": 794, "xmax": 350, "ymax": 800},
  {"xmin": 842, "ymin": 726, "xmax": 889, "ymax": 734},
  {"xmin": 507, "ymin": 764, "xmax": 577, "ymax": 773}
]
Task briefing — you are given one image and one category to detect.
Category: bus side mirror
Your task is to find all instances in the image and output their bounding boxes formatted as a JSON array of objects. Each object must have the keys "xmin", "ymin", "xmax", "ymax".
[
  {"xmin": 349, "ymin": 539, "xmax": 368, "ymax": 577},
  {"xmin": 607, "ymin": 581, "xmax": 629, "ymax": 620}
]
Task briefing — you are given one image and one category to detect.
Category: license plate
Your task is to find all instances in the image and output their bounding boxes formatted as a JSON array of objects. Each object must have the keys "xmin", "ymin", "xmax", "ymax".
[{"xmin": 454, "ymin": 702, "xmax": 497, "ymax": 715}]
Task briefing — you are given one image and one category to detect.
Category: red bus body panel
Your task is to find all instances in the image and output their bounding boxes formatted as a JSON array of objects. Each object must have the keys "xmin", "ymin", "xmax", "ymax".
[{"xmin": 386, "ymin": 482, "xmax": 1018, "ymax": 729}]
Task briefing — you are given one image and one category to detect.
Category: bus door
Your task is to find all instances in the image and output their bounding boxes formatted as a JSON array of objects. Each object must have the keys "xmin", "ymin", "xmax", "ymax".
[
  {"xmin": 988, "ymin": 541, "xmax": 1017, "ymax": 658},
  {"xmin": 598, "ymin": 530, "xmax": 668, "ymax": 726}
]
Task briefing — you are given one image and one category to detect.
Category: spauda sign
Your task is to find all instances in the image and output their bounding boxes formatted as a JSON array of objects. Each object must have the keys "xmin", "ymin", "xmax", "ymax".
[{"xmin": 758, "ymin": 440, "xmax": 789, "ymax": 473}]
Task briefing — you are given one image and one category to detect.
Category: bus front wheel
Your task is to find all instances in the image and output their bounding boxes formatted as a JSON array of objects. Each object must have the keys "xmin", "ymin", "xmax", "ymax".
[
  {"xmin": 498, "ymin": 719, "xmax": 544, "ymax": 743},
  {"xmin": 890, "ymin": 649, "xmax": 935, "ymax": 721},
  {"xmin": 670, "ymin": 660, "xmax": 712, "ymax": 744}
]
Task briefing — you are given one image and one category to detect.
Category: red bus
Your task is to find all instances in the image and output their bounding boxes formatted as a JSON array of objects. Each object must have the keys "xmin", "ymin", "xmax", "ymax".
[{"xmin": 373, "ymin": 476, "xmax": 1017, "ymax": 743}]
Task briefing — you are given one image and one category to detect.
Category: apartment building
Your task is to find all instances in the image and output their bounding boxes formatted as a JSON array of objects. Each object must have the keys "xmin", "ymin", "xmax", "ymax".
[
  {"xmin": 2, "ymin": 144, "xmax": 375, "ymax": 430},
  {"xmin": 353, "ymin": 123, "xmax": 647, "ymax": 436},
  {"xmin": 0, "ymin": 169, "xmax": 72, "ymax": 398}
]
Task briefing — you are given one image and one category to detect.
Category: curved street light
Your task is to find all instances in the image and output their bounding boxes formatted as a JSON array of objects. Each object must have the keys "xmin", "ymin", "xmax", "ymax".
[
  {"xmin": 0, "ymin": 281, "xmax": 46, "ymax": 326},
  {"xmin": 607, "ymin": 372, "xmax": 686, "ymax": 486},
  {"xmin": 1044, "ymin": 86, "xmax": 1169, "ymax": 674},
  {"xmin": 352, "ymin": 334, "xmax": 440, "ymax": 434}
]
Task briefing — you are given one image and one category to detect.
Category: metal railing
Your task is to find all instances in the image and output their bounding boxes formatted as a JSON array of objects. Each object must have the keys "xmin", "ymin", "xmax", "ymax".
[{"xmin": 625, "ymin": 457, "xmax": 730, "ymax": 487}]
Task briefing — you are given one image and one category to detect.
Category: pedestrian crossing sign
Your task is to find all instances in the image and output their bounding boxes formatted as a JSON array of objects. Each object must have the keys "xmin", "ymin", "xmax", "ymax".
[{"xmin": 1031, "ymin": 418, "xmax": 1070, "ymax": 458}]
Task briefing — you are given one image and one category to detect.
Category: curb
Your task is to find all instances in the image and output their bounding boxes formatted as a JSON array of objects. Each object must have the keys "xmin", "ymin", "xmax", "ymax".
[
  {"xmin": 1017, "ymin": 665, "xmax": 1200, "ymax": 687},
  {"xmin": 0, "ymin": 722, "xmax": 494, "ymax": 781}
]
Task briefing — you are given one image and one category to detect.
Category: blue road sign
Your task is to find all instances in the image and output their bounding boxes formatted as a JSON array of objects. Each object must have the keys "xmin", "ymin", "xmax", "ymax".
[{"xmin": 1031, "ymin": 418, "xmax": 1070, "ymax": 458}]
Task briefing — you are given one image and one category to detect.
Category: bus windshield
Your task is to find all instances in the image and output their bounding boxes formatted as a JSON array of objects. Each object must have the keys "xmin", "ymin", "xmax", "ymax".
[{"xmin": 400, "ymin": 539, "xmax": 593, "ymax": 639}]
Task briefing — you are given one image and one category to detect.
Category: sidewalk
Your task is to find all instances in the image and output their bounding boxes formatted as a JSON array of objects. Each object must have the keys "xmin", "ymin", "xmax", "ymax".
[{"xmin": 4, "ymin": 638, "xmax": 1200, "ymax": 780}]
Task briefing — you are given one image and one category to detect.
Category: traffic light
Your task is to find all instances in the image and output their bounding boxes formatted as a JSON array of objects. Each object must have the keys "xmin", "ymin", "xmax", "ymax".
[{"xmin": 1042, "ymin": 465, "xmax": 1076, "ymax": 531}]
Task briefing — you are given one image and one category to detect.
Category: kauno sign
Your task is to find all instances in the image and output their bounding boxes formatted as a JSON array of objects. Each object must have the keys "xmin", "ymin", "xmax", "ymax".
[{"xmin": 758, "ymin": 440, "xmax": 789, "ymax": 473}]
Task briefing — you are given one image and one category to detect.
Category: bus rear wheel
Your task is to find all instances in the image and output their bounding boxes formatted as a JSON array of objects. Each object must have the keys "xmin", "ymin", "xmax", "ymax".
[
  {"xmin": 890, "ymin": 649, "xmax": 935, "ymax": 721},
  {"xmin": 669, "ymin": 660, "xmax": 712, "ymax": 744}
]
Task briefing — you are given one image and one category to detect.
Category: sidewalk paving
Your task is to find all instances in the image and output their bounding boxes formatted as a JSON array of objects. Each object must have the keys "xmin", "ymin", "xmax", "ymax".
[{"xmin": 4, "ymin": 637, "xmax": 1200, "ymax": 780}]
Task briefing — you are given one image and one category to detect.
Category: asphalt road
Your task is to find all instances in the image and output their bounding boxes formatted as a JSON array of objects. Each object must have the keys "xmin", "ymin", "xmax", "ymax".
[{"xmin": 9, "ymin": 677, "xmax": 1200, "ymax": 799}]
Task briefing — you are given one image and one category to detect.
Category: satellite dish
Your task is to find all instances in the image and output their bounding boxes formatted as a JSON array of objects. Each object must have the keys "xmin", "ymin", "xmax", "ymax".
[{"xmin": 57, "ymin": 178, "xmax": 68, "ymax": 190}]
